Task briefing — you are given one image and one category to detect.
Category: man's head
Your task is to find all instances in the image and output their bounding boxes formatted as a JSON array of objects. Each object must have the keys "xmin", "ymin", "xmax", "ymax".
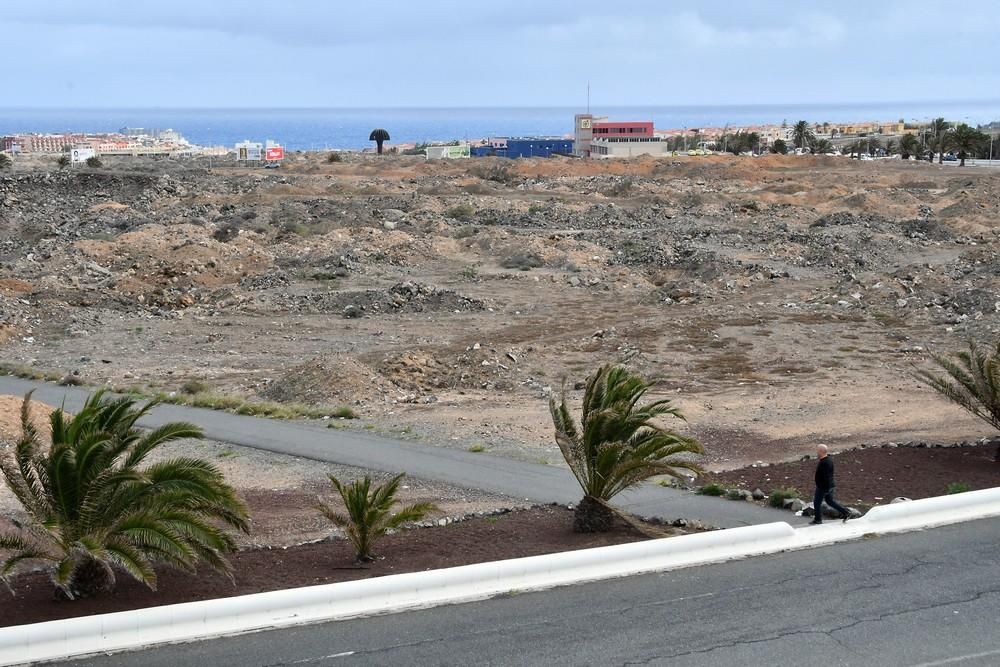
[{"xmin": 817, "ymin": 444, "xmax": 829, "ymax": 459}]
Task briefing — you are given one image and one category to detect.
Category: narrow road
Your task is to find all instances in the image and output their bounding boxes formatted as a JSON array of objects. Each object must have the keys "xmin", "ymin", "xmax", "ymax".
[
  {"xmin": 64, "ymin": 517, "xmax": 1000, "ymax": 666},
  {"xmin": 0, "ymin": 377, "xmax": 785, "ymax": 528}
]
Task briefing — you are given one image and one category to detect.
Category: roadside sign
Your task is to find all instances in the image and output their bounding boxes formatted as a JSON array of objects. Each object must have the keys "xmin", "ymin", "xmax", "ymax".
[
  {"xmin": 265, "ymin": 146, "xmax": 284, "ymax": 161},
  {"xmin": 70, "ymin": 148, "xmax": 96, "ymax": 163}
]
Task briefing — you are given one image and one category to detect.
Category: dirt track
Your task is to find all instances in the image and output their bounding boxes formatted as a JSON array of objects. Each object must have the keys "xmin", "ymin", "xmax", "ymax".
[{"xmin": 3, "ymin": 152, "xmax": 999, "ymax": 470}]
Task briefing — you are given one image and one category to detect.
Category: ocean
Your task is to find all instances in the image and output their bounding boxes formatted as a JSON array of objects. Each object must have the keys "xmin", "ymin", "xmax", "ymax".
[{"xmin": 1, "ymin": 101, "xmax": 999, "ymax": 151}]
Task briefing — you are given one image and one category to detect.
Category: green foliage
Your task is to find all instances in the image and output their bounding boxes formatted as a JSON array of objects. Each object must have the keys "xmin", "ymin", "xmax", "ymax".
[
  {"xmin": 467, "ymin": 444, "xmax": 486, "ymax": 453},
  {"xmin": 446, "ymin": 204, "xmax": 475, "ymax": 221},
  {"xmin": 474, "ymin": 161, "xmax": 516, "ymax": 185},
  {"xmin": 326, "ymin": 152, "xmax": 343, "ymax": 163},
  {"xmin": 318, "ymin": 473, "xmax": 437, "ymax": 562},
  {"xmin": 811, "ymin": 139, "xmax": 834, "ymax": 155},
  {"xmin": 792, "ymin": 120, "xmax": 814, "ymax": 150},
  {"xmin": 949, "ymin": 124, "xmax": 989, "ymax": 166},
  {"xmin": 899, "ymin": 134, "xmax": 920, "ymax": 159},
  {"xmin": 180, "ymin": 380, "xmax": 209, "ymax": 395},
  {"xmin": 726, "ymin": 488, "xmax": 745, "ymax": 500},
  {"xmin": 696, "ymin": 483, "xmax": 726, "ymax": 496},
  {"xmin": 331, "ymin": 406, "xmax": 357, "ymax": 419},
  {"xmin": 56, "ymin": 155, "xmax": 70, "ymax": 169},
  {"xmin": 85, "ymin": 156, "xmax": 103, "ymax": 168},
  {"xmin": 916, "ymin": 337, "xmax": 1000, "ymax": 432},
  {"xmin": 770, "ymin": 139, "xmax": 788, "ymax": 155},
  {"xmin": 500, "ymin": 251, "xmax": 544, "ymax": 271},
  {"xmin": 946, "ymin": 482, "xmax": 971, "ymax": 494},
  {"xmin": 768, "ymin": 487, "xmax": 800, "ymax": 507},
  {"xmin": 721, "ymin": 130, "xmax": 760, "ymax": 155},
  {"xmin": 550, "ymin": 364, "xmax": 704, "ymax": 532},
  {"xmin": 0, "ymin": 391, "xmax": 249, "ymax": 599}
]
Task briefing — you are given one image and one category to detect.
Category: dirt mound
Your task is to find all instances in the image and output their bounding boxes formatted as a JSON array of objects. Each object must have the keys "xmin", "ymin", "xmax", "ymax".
[
  {"xmin": 260, "ymin": 355, "xmax": 400, "ymax": 405},
  {"xmin": 0, "ymin": 394, "xmax": 55, "ymax": 445}
]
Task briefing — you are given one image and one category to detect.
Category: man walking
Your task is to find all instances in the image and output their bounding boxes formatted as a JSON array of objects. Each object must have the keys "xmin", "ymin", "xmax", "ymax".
[{"xmin": 811, "ymin": 444, "xmax": 851, "ymax": 524}]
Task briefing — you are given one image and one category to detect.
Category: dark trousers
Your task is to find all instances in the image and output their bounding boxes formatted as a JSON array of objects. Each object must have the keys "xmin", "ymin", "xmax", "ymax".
[{"xmin": 813, "ymin": 487, "xmax": 849, "ymax": 522}]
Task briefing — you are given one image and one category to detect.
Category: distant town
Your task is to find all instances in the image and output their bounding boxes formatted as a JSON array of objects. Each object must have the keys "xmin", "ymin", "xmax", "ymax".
[{"xmin": 2, "ymin": 114, "xmax": 998, "ymax": 163}]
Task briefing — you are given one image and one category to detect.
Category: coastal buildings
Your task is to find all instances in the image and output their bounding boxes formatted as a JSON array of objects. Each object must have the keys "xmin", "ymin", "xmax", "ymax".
[
  {"xmin": 1, "ymin": 130, "xmax": 194, "ymax": 155},
  {"xmin": 471, "ymin": 137, "xmax": 573, "ymax": 158},
  {"xmin": 574, "ymin": 114, "xmax": 668, "ymax": 158}
]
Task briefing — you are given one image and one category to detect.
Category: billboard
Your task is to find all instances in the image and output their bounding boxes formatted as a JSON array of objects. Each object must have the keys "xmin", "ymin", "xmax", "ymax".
[
  {"xmin": 425, "ymin": 144, "xmax": 471, "ymax": 160},
  {"xmin": 70, "ymin": 148, "xmax": 96, "ymax": 163},
  {"xmin": 235, "ymin": 141, "xmax": 263, "ymax": 161},
  {"xmin": 265, "ymin": 146, "xmax": 284, "ymax": 161}
]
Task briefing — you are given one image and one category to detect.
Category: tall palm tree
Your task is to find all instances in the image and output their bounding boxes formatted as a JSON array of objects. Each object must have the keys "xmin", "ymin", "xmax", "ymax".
[
  {"xmin": 369, "ymin": 128, "xmax": 390, "ymax": 155},
  {"xmin": 929, "ymin": 117, "xmax": 951, "ymax": 163},
  {"xmin": 318, "ymin": 473, "xmax": 436, "ymax": 562},
  {"xmin": 916, "ymin": 338, "xmax": 1000, "ymax": 461},
  {"xmin": 0, "ymin": 391, "xmax": 250, "ymax": 599},
  {"xmin": 949, "ymin": 124, "xmax": 988, "ymax": 166},
  {"xmin": 792, "ymin": 120, "xmax": 814, "ymax": 150},
  {"xmin": 549, "ymin": 365, "xmax": 704, "ymax": 532}
]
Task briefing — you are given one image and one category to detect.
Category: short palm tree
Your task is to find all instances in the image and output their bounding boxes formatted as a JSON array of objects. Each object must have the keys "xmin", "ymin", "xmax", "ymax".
[
  {"xmin": 0, "ymin": 391, "xmax": 250, "ymax": 599},
  {"xmin": 0, "ymin": 154, "xmax": 11, "ymax": 170},
  {"xmin": 812, "ymin": 138, "xmax": 834, "ymax": 155},
  {"xmin": 319, "ymin": 474, "xmax": 436, "ymax": 562},
  {"xmin": 916, "ymin": 338, "xmax": 1000, "ymax": 461},
  {"xmin": 949, "ymin": 124, "xmax": 988, "ymax": 166},
  {"xmin": 899, "ymin": 134, "xmax": 920, "ymax": 159},
  {"xmin": 550, "ymin": 365, "xmax": 704, "ymax": 533}
]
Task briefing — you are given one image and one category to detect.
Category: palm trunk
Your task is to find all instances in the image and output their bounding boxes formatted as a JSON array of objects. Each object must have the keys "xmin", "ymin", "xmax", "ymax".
[
  {"xmin": 59, "ymin": 557, "xmax": 114, "ymax": 600},
  {"xmin": 574, "ymin": 495, "xmax": 615, "ymax": 533}
]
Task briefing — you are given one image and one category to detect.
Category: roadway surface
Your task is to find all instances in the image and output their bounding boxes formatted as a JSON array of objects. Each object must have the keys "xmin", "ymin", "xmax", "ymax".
[
  {"xmin": 61, "ymin": 516, "xmax": 1000, "ymax": 667},
  {"xmin": 0, "ymin": 377, "xmax": 786, "ymax": 528}
]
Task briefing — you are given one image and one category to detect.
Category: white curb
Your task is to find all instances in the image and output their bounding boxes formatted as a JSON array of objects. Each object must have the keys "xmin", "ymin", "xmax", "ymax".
[{"xmin": 2, "ymin": 488, "xmax": 999, "ymax": 666}]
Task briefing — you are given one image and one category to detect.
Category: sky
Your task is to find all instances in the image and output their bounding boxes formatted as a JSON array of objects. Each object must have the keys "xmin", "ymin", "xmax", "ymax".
[{"xmin": 4, "ymin": 0, "xmax": 1000, "ymax": 108}]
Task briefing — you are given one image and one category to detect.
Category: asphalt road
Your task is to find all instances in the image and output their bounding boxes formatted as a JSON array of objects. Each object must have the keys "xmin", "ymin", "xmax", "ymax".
[
  {"xmin": 60, "ymin": 516, "xmax": 1000, "ymax": 667},
  {"xmin": 0, "ymin": 377, "xmax": 785, "ymax": 528}
]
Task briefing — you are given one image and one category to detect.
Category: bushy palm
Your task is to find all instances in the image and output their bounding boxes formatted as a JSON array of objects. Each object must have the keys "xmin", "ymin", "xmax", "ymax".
[
  {"xmin": 899, "ymin": 134, "xmax": 920, "ymax": 159},
  {"xmin": 916, "ymin": 338, "xmax": 1000, "ymax": 461},
  {"xmin": 0, "ymin": 154, "xmax": 11, "ymax": 170},
  {"xmin": 812, "ymin": 138, "xmax": 834, "ymax": 155},
  {"xmin": 319, "ymin": 474, "xmax": 436, "ymax": 562},
  {"xmin": 792, "ymin": 120, "xmax": 814, "ymax": 150},
  {"xmin": 949, "ymin": 124, "xmax": 988, "ymax": 166},
  {"xmin": 0, "ymin": 391, "xmax": 250, "ymax": 599},
  {"xmin": 550, "ymin": 365, "xmax": 704, "ymax": 532}
]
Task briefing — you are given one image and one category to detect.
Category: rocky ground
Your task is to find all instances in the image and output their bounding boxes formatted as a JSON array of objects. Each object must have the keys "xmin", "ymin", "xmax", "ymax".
[{"xmin": 2, "ymin": 151, "xmax": 1000, "ymax": 475}]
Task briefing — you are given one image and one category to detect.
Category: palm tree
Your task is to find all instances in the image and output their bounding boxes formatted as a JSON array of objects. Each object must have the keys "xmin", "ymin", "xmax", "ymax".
[
  {"xmin": 929, "ymin": 117, "xmax": 951, "ymax": 163},
  {"xmin": 885, "ymin": 139, "xmax": 898, "ymax": 155},
  {"xmin": 0, "ymin": 154, "xmax": 11, "ymax": 170},
  {"xmin": 319, "ymin": 473, "xmax": 436, "ymax": 562},
  {"xmin": 792, "ymin": 120, "xmax": 814, "ymax": 150},
  {"xmin": 56, "ymin": 155, "xmax": 70, "ymax": 169},
  {"xmin": 916, "ymin": 338, "xmax": 1000, "ymax": 461},
  {"xmin": 949, "ymin": 124, "xmax": 988, "ymax": 166},
  {"xmin": 369, "ymin": 128, "xmax": 390, "ymax": 155},
  {"xmin": 549, "ymin": 365, "xmax": 704, "ymax": 532},
  {"xmin": 812, "ymin": 139, "xmax": 834, "ymax": 155},
  {"xmin": 0, "ymin": 391, "xmax": 250, "ymax": 599},
  {"xmin": 899, "ymin": 134, "xmax": 920, "ymax": 159}
]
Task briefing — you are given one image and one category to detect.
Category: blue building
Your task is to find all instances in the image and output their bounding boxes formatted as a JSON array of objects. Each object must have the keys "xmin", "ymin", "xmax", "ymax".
[{"xmin": 471, "ymin": 137, "xmax": 573, "ymax": 159}]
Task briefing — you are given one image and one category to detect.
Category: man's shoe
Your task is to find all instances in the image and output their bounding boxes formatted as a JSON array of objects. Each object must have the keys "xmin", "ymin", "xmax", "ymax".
[
  {"xmin": 842, "ymin": 513, "xmax": 851, "ymax": 523},
  {"xmin": 809, "ymin": 520, "xmax": 822, "ymax": 525}
]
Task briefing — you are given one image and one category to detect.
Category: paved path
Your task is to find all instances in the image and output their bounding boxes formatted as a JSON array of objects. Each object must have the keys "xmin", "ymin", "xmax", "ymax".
[
  {"xmin": 0, "ymin": 377, "xmax": 786, "ymax": 528},
  {"xmin": 65, "ymin": 516, "xmax": 1000, "ymax": 666}
]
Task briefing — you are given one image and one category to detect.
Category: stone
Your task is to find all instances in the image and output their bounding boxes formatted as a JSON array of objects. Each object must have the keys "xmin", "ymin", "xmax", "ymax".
[
  {"xmin": 789, "ymin": 499, "xmax": 805, "ymax": 512},
  {"xmin": 342, "ymin": 304, "xmax": 362, "ymax": 319},
  {"xmin": 752, "ymin": 488, "xmax": 766, "ymax": 501}
]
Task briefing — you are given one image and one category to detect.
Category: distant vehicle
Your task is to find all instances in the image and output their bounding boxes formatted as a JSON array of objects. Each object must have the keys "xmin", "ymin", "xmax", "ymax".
[
  {"xmin": 942, "ymin": 154, "xmax": 958, "ymax": 162},
  {"xmin": 264, "ymin": 161, "xmax": 281, "ymax": 169}
]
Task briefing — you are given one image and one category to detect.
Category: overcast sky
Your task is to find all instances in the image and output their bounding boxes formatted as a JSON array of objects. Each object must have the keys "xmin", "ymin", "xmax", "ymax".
[{"xmin": 5, "ymin": 0, "xmax": 999, "ymax": 108}]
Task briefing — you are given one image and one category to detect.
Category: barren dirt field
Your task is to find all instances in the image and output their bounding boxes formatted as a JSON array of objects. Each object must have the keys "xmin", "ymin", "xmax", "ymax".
[{"xmin": 2, "ymin": 152, "xmax": 999, "ymax": 475}]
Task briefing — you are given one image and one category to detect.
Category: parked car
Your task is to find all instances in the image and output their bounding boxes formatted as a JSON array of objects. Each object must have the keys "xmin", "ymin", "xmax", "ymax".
[{"xmin": 942, "ymin": 154, "xmax": 958, "ymax": 162}]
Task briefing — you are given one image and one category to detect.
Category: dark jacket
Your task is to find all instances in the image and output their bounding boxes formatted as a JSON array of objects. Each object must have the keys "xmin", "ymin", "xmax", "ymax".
[{"xmin": 815, "ymin": 456, "xmax": 835, "ymax": 491}]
